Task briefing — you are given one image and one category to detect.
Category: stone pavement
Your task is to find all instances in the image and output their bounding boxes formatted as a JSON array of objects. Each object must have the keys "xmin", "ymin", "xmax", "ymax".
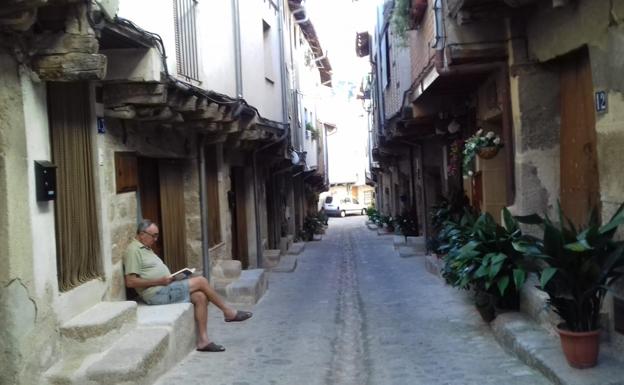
[{"xmin": 153, "ymin": 216, "xmax": 552, "ymax": 385}]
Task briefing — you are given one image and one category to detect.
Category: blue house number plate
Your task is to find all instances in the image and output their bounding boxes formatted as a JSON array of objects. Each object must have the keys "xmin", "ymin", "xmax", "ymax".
[{"xmin": 595, "ymin": 91, "xmax": 607, "ymax": 113}]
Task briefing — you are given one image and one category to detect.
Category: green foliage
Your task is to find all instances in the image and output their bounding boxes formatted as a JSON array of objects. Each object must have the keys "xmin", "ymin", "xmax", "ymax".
[
  {"xmin": 306, "ymin": 122, "xmax": 320, "ymax": 140},
  {"xmin": 391, "ymin": 0, "xmax": 411, "ymax": 45},
  {"xmin": 301, "ymin": 213, "xmax": 326, "ymax": 241},
  {"xmin": 366, "ymin": 207, "xmax": 380, "ymax": 223},
  {"xmin": 442, "ymin": 208, "xmax": 541, "ymax": 301},
  {"xmin": 462, "ymin": 129, "xmax": 503, "ymax": 177},
  {"xmin": 517, "ymin": 202, "xmax": 624, "ymax": 332},
  {"xmin": 395, "ymin": 211, "xmax": 419, "ymax": 237}
]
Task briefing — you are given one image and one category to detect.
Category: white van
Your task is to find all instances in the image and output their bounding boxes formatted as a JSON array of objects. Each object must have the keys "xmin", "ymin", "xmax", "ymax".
[{"xmin": 323, "ymin": 195, "xmax": 366, "ymax": 217}]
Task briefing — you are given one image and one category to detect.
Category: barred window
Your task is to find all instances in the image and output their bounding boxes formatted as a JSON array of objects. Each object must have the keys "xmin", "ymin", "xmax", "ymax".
[{"xmin": 174, "ymin": 0, "xmax": 199, "ymax": 81}]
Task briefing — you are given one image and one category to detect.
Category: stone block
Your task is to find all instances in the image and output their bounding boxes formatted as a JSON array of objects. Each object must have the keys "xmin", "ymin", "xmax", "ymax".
[
  {"xmin": 279, "ymin": 237, "xmax": 289, "ymax": 255},
  {"xmin": 85, "ymin": 328, "xmax": 169, "ymax": 385},
  {"xmin": 271, "ymin": 255, "xmax": 297, "ymax": 273},
  {"xmin": 225, "ymin": 269, "xmax": 268, "ymax": 306},
  {"xmin": 263, "ymin": 249, "xmax": 281, "ymax": 268},
  {"xmin": 287, "ymin": 242, "xmax": 305, "ymax": 255},
  {"xmin": 212, "ymin": 259, "xmax": 242, "ymax": 280}
]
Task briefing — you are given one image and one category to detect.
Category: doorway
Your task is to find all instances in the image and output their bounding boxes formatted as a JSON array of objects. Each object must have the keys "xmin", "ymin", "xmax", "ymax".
[
  {"xmin": 137, "ymin": 157, "xmax": 187, "ymax": 272},
  {"xmin": 230, "ymin": 167, "xmax": 249, "ymax": 268}
]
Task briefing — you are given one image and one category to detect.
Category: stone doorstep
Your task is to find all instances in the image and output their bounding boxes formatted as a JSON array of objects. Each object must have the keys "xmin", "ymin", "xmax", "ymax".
[
  {"xmin": 211, "ymin": 259, "xmax": 242, "ymax": 280},
  {"xmin": 45, "ymin": 302, "xmax": 196, "ymax": 385},
  {"xmin": 271, "ymin": 255, "xmax": 298, "ymax": 273},
  {"xmin": 279, "ymin": 237, "xmax": 289, "ymax": 255},
  {"xmin": 312, "ymin": 234, "xmax": 323, "ymax": 241},
  {"xmin": 61, "ymin": 301, "xmax": 137, "ymax": 341},
  {"xmin": 393, "ymin": 235, "xmax": 426, "ymax": 249},
  {"xmin": 396, "ymin": 245, "xmax": 426, "ymax": 258},
  {"xmin": 376, "ymin": 228, "xmax": 392, "ymax": 236},
  {"xmin": 263, "ymin": 249, "xmax": 281, "ymax": 268},
  {"xmin": 59, "ymin": 301, "xmax": 138, "ymax": 359},
  {"xmin": 287, "ymin": 242, "xmax": 305, "ymax": 255},
  {"xmin": 424, "ymin": 254, "xmax": 444, "ymax": 277},
  {"xmin": 86, "ymin": 328, "xmax": 170, "ymax": 384},
  {"xmin": 225, "ymin": 269, "xmax": 268, "ymax": 306},
  {"xmin": 492, "ymin": 313, "xmax": 624, "ymax": 385}
]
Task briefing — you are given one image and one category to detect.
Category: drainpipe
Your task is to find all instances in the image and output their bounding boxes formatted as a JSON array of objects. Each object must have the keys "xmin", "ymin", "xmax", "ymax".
[
  {"xmin": 232, "ymin": 0, "xmax": 243, "ymax": 97},
  {"xmin": 198, "ymin": 135, "xmax": 211, "ymax": 280}
]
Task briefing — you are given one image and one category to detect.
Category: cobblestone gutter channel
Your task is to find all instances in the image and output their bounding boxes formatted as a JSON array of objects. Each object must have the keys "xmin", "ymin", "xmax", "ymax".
[{"xmin": 325, "ymin": 229, "xmax": 372, "ymax": 385}]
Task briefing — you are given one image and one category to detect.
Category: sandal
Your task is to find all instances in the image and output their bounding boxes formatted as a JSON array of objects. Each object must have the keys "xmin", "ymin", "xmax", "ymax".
[
  {"xmin": 196, "ymin": 342, "xmax": 226, "ymax": 352},
  {"xmin": 225, "ymin": 310, "xmax": 253, "ymax": 322}
]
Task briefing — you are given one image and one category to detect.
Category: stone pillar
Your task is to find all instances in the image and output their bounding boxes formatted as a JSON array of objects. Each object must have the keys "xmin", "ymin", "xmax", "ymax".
[{"xmin": 0, "ymin": 53, "xmax": 38, "ymax": 385}]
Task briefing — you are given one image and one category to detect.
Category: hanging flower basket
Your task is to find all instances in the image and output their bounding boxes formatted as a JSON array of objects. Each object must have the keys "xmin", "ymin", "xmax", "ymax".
[{"xmin": 477, "ymin": 146, "xmax": 499, "ymax": 160}]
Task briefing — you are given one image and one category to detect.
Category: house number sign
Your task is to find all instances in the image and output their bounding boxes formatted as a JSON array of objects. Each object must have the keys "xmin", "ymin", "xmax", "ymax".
[{"xmin": 595, "ymin": 91, "xmax": 607, "ymax": 113}]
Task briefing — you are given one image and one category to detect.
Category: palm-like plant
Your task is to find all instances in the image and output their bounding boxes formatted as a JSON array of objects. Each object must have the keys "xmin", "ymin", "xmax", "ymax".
[{"xmin": 517, "ymin": 203, "xmax": 624, "ymax": 332}]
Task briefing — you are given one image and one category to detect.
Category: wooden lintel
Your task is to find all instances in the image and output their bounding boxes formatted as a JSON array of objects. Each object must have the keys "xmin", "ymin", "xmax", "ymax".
[{"xmin": 103, "ymin": 82, "xmax": 167, "ymax": 107}]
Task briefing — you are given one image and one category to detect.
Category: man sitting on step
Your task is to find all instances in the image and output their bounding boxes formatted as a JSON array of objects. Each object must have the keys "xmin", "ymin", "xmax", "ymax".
[{"xmin": 124, "ymin": 219, "xmax": 252, "ymax": 352}]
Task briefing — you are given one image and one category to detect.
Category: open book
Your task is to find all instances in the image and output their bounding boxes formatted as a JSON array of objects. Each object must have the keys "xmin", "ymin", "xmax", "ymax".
[{"xmin": 170, "ymin": 267, "xmax": 196, "ymax": 281}]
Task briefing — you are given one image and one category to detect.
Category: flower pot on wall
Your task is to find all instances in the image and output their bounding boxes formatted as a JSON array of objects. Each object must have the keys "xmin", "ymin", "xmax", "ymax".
[
  {"xmin": 557, "ymin": 324, "xmax": 600, "ymax": 369},
  {"xmin": 477, "ymin": 146, "xmax": 499, "ymax": 159}
]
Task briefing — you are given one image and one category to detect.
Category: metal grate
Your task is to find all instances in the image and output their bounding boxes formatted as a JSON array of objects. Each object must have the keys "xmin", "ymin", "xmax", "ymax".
[{"xmin": 174, "ymin": 0, "xmax": 199, "ymax": 81}]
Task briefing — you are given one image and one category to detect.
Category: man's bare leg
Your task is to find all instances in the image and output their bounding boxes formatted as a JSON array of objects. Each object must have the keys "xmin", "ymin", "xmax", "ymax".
[
  {"xmin": 190, "ymin": 291, "xmax": 210, "ymax": 348},
  {"xmin": 188, "ymin": 276, "xmax": 237, "ymax": 320}
]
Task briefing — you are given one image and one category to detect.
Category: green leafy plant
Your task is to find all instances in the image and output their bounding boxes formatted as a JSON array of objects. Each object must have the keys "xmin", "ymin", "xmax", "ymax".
[
  {"xmin": 301, "ymin": 214, "xmax": 326, "ymax": 241},
  {"xmin": 443, "ymin": 209, "xmax": 541, "ymax": 304},
  {"xmin": 517, "ymin": 203, "xmax": 624, "ymax": 332},
  {"xmin": 462, "ymin": 129, "xmax": 503, "ymax": 177},
  {"xmin": 391, "ymin": 0, "xmax": 411, "ymax": 45},
  {"xmin": 395, "ymin": 211, "xmax": 419, "ymax": 238},
  {"xmin": 306, "ymin": 122, "xmax": 320, "ymax": 140}
]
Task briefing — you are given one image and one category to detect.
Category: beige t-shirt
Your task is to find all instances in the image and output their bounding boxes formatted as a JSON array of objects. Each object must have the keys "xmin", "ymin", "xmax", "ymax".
[{"xmin": 123, "ymin": 239, "xmax": 171, "ymax": 301}]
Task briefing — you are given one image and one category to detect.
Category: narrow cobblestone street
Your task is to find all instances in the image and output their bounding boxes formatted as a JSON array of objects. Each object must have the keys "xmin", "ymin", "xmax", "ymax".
[{"xmin": 154, "ymin": 216, "xmax": 552, "ymax": 385}]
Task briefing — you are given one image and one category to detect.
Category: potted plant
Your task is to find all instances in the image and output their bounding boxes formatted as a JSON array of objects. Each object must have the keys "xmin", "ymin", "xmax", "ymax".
[
  {"xmin": 462, "ymin": 129, "xmax": 503, "ymax": 177},
  {"xmin": 518, "ymin": 204, "xmax": 624, "ymax": 368},
  {"xmin": 444, "ymin": 208, "xmax": 541, "ymax": 321}
]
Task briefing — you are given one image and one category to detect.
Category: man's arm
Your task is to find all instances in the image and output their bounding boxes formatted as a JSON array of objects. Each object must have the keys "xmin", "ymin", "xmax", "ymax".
[{"xmin": 125, "ymin": 273, "xmax": 173, "ymax": 289}]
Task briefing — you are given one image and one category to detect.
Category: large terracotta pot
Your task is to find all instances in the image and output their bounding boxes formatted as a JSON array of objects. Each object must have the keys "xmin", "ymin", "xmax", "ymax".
[{"xmin": 557, "ymin": 324, "xmax": 600, "ymax": 369}]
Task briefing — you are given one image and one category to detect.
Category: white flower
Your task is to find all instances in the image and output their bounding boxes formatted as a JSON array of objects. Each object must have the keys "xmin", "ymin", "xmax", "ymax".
[
  {"xmin": 493, "ymin": 137, "xmax": 501, "ymax": 145},
  {"xmin": 468, "ymin": 170, "xmax": 474, "ymax": 176},
  {"xmin": 476, "ymin": 129, "xmax": 483, "ymax": 136},
  {"xmin": 486, "ymin": 131, "xmax": 495, "ymax": 139}
]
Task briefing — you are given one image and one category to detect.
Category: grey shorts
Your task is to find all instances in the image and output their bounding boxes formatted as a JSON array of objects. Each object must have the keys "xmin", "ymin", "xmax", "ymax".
[{"xmin": 144, "ymin": 280, "xmax": 190, "ymax": 305}]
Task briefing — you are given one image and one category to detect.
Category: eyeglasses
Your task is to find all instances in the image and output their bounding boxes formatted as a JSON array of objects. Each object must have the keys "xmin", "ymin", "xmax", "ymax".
[{"xmin": 142, "ymin": 231, "xmax": 159, "ymax": 239}]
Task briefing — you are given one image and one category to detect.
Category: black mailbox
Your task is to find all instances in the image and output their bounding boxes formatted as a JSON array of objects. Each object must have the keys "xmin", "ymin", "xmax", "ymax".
[{"xmin": 35, "ymin": 160, "xmax": 57, "ymax": 201}]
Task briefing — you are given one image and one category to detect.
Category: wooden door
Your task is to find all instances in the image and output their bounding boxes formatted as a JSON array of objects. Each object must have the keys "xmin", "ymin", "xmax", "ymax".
[
  {"xmin": 138, "ymin": 157, "xmax": 163, "ymax": 258},
  {"xmin": 137, "ymin": 157, "xmax": 187, "ymax": 271},
  {"xmin": 560, "ymin": 48, "xmax": 599, "ymax": 226},
  {"xmin": 230, "ymin": 167, "xmax": 249, "ymax": 268}
]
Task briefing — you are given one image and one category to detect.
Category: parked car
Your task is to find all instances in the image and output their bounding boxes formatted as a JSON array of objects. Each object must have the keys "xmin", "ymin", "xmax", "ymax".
[{"xmin": 323, "ymin": 196, "xmax": 366, "ymax": 217}]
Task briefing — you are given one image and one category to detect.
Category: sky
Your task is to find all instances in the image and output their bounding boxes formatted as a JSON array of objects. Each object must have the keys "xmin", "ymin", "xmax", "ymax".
[{"xmin": 305, "ymin": 0, "xmax": 379, "ymax": 185}]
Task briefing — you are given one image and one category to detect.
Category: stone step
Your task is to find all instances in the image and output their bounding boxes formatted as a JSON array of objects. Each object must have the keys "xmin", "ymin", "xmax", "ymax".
[
  {"xmin": 137, "ymin": 303, "xmax": 196, "ymax": 366},
  {"xmin": 225, "ymin": 269, "xmax": 268, "ymax": 306},
  {"xmin": 279, "ymin": 237, "xmax": 289, "ymax": 255},
  {"xmin": 312, "ymin": 234, "xmax": 323, "ymax": 241},
  {"xmin": 212, "ymin": 259, "xmax": 242, "ymax": 280},
  {"xmin": 393, "ymin": 235, "xmax": 426, "ymax": 250},
  {"xmin": 271, "ymin": 255, "xmax": 298, "ymax": 273},
  {"xmin": 85, "ymin": 327, "xmax": 169, "ymax": 385},
  {"xmin": 263, "ymin": 249, "xmax": 281, "ymax": 268},
  {"xmin": 45, "ymin": 327, "xmax": 169, "ymax": 385},
  {"xmin": 59, "ymin": 301, "xmax": 137, "ymax": 358},
  {"xmin": 287, "ymin": 242, "xmax": 305, "ymax": 255}
]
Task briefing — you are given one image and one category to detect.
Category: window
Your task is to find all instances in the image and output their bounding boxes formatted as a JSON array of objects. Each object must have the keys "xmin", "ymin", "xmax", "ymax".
[
  {"xmin": 174, "ymin": 0, "xmax": 199, "ymax": 81},
  {"xmin": 263, "ymin": 19, "xmax": 275, "ymax": 83}
]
